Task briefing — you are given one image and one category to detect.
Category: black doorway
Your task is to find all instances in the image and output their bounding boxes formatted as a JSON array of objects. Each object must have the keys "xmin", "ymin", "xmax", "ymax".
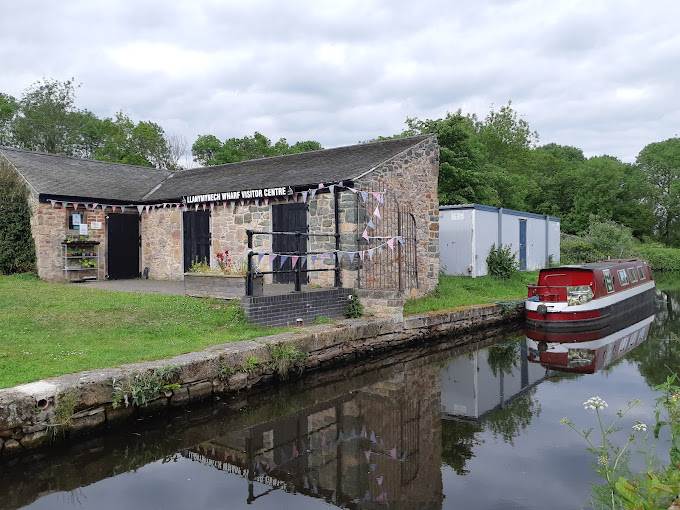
[
  {"xmin": 183, "ymin": 210, "xmax": 211, "ymax": 271},
  {"xmin": 107, "ymin": 213, "xmax": 140, "ymax": 279},
  {"xmin": 272, "ymin": 202, "xmax": 307, "ymax": 283}
]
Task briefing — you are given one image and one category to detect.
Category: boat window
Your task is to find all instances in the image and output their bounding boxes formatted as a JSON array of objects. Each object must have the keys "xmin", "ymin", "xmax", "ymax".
[
  {"xmin": 637, "ymin": 265, "xmax": 646, "ymax": 280},
  {"xmin": 617, "ymin": 269, "xmax": 629, "ymax": 286},
  {"xmin": 628, "ymin": 268, "xmax": 638, "ymax": 283},
  {"xmin": 603, "ymin": 269, "xmax": 615, "ymax": 293}
]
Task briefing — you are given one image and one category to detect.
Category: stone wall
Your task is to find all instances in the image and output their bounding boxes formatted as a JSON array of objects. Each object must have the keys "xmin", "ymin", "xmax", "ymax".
[
  {"xmin": 29, "ymin": 197, "xmax": 106, "ymax": 282},
  {"xmin": 141, "ymin": 207, "xmax": 182, "ymax": 280}
]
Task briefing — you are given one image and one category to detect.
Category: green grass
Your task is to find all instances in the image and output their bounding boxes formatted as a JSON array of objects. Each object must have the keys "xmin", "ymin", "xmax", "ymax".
[
  {"xmin": 404, "ymin": 271, "xmax": 539, "ymax": 315},
  {"xmin": 0, "ymin": 274, "xmax": 285, "ymax": 389}
]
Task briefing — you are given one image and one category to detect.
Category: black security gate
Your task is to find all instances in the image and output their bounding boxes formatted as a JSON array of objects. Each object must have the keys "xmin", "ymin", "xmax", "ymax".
[
  {"xmin": 183, "ymin": 210, "xmax": 211, "ymax": 271},
  {"xmin": 272, "ymin": 202, "xmax": 307, "ymax": 283},
  {"xmin": 107, "ymin": 213, "xmax": 140, "ymax": 279}
]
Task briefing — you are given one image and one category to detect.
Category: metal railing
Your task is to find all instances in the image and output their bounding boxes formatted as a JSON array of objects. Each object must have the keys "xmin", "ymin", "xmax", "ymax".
[{"xmin": 246, "ymin": 229, "xmax": 341, "ymax": 296}]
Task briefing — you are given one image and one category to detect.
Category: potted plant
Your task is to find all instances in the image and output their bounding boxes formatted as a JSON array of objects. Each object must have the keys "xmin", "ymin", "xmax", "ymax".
[{"xmin": 184, "ymin": 250, "xmax": 263, "ymax": 299}]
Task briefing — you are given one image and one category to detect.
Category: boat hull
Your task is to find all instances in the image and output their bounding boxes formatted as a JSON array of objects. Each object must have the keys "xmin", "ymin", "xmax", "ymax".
[{"xmin": 526, "ymin": 283, "xmax": 655, "ymax": 332}]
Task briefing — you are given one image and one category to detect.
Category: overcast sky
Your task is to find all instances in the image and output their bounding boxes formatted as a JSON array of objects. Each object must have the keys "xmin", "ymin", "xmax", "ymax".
[{"xmin": 1, "ymin": 0, "xmax": 678, "ymax": 164}]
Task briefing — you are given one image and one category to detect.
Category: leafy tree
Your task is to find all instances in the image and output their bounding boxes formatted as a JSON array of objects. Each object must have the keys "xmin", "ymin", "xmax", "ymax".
[
  {"xmin": 10, "ymin": 78, "xmax": 83, "ymax": 155},
  {"xmin": 191, "ymin": 134, "xmax": 223, "ymax": 166},
  {"xmin": 0, "ymin": 163, "xmax": 36, "ymax": 274},
  {"xmin": 636, "ymin": 138, "xmax": 680, "ymax": 244},
  {"xmin": 0, "ymin": 93, "xmax": 18, "ymax": 146}
]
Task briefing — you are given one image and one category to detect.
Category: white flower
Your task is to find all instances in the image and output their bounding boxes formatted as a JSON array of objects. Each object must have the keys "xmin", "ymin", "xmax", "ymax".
[
  {"xmin": 632, "ymin": 422, "xmax": 648, "ymax": 432},
  {"xmin": 583, "ymin": 396, "xmax": 608, "ymax": 410}
]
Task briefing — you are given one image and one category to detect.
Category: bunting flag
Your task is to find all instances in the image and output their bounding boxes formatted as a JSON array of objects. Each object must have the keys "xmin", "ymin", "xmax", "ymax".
[
  {"xmin": 364, "ymin": 450, "xmax": 371, "ymax": 461},
  {"xmin": 111, "ymin": 205, "xmax": 117, "ymax": 212},
  {"xmin": 183, "ymin": 204, "xmax": 188, "ymax": 212},
  {"xmin": 50, "ymin": 200, "xmax": 56, "ymax": 208},
  {"xmin": 258, "ymin": 253, "xmax": 265, "ymax": 265},
  {"xmin": 337, "ymin": 251, "xmax": 344, "ymax": 262},
  {"xmin": 360, "ymin": 191, "xmax": 368, "ymax": 202},
  {"xmin": 348, "ymin": 187, "xmax": 357, "ymax": 193},
  {"xmin": 291, "ymin": 256, "xmax": 299, "ymax": 267},
  {"xmin": 368, "ymin": 248, "xmax": 374, "ymax": 260},
  {"xmin": 120, "ymin": 205, "xmax": 126, "ymax": 213},
  {"xmin": 329, "ymin": 185, "xmax": 335, "ymax": 194},
  {"xmin": 387, "ymin": 238, "xmax": 394, "ymax": 250},
  {"xmin": 194, "ymin": 203, "xmax": 199, "ymax": 210},
  {"xmin": 264, "ymin": 198, "xmax": 269, "ymax": 206},
  {"xmin": 377, "ymin": 476, "xmax": 384, "ymax": 486},
  {"xmin": 318, "ymin": 183, "xmax": 324, "ymax": 189},
  {"xmin": 73, "ymin": 202, "xmax": 80, "ymax": 210},
  {"xmin": 61, "ymin": 201, "xmax": 68, "ymax": 209},
  {"xmin": 137, "ymin": 205, "xmax": 145, "ymax": 214},
  {"xmin": 240, "ymin": 199, "xmax": 244, "ymax": 207},
  {"xmin": 92, "ymin": 203, "xmax": 98, "ymax": 210},
  {"xmin": 348, "ymin": 252, "xmax": 355, "ymax": 263},
  {"xmin": 230, "ymin": 200, "xmax": 236, "ymax": 210},
  {"xmin": 223, "ymin": 201, "xmax": 228, "ymax": 210},
  {"xmin": 301, "ymin": 191, "xmax": 308, "ymax": 202},
  {"xmin": 362, "ymin": 229, "xmax": 370, "ymax": 241},
  {"xmin": 279, "ymin": 255, "xmax": 289, "ymax": 267},
  {"xmin": 374, "ymin": 206, "xmax": 381, "ymax": 219},
  {"xmin": 145, "ymin": 205, "xmax": 151, "ymax": 214},
  {"xmin": 254, "ymin": 198, "xmax": 259, "ymax": 206},
  {"xmin": 210, "ymin": 202, "xmax": 215, "ymax": 211},
  {"xmin": 398, "ymin": 236, "xmax": 404, "ymax": 245},
  {"xmin": 202, "ymin": 203, "xmax": 206, "ymax": 211},
  {"xmin": 329, "ymin": 252, "xmax": 335, "ymax": 262},
  {"xmin": 293, "ymin": 193, "xmax": 298, "ymax": 202},
  {"xmin": 359, "ymin": 250, "xmax": 365, "ymax": 261},
  {"xmin": 310, "ymin": 188, "xmax": 317, "ymax": 199},
  {"xmin": 310, "ymin": 254, "xmax": 316, "ymax": 266},
  {"xmin": 269, "ymin": 254, "xmax": 277, "ymax": 265},
  {"xmin": 373, "ymin": 192, "xmax": 382, "ymax": 203},
  {"xmin": 367, "ymin": 219, "xmax": 375, "ymax": 230}
]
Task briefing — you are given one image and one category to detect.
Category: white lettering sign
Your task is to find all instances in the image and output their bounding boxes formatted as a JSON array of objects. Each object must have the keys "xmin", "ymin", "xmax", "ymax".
[
  {"xmin": 184, "ymin": 187, "xmax": 292, "ymax": 204},
  {"xmin": 90, "ymin": 221, "xmax": 102, "ymax": 230}
]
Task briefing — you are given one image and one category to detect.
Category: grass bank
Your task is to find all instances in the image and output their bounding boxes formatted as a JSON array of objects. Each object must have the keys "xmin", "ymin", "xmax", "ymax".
[
  {"xmin": 404, "ymin": 271, "xmax": 539, "ymax": 315},
  {"xmin": 0, "ymin": 274, "xmax": 284, "ymax": 389}
]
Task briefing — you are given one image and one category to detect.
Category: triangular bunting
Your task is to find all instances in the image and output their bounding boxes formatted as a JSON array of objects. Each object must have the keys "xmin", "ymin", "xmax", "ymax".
[
  {"xmin": 291, "ymin": 256, "xmax": 299, "ymax": 267},
  {"xmin": 92, "ymin": 203, "xmax": 98, "ymax": 210},
  {"xmin": 368, "ymin": 249, "xmax": 374, "ymax": 260},
  {"xmin": 301, "ymin": 191, "xmax": 308, "ymax": 202},
  {"xmin": 145, "ymin": 205, "xmax": 151, "ymax": 214},
  {"xmin": 372, "ymin": 192, "xmax": 382, "ymax": 202},
  {"xmin": 279, "ymin": 255, "xmax": 289, "ymax": 268},
  {"xmin": 293, "ymin": 193, "xmax": 298, "ymax": 202},
  {"xmin": 210, "ymin": 202, "xmax": 215, "ymax": 211},
  {"xmin": 387, "ymin": 238, "xmax": 394, "ymax": 250},
  {"xmin": 111, "ymin": 205, "xmax": 118, "ymax": 213},
  {"xmin": 264, "ymin": 198, "xmax": 269, "ymax": 206},
  {"xmin": 61, "ymin": 201, "xmax": 68, "ymax": 209},
  {"xmin": 360, "ymin": 191, "xmax": 368, "ymax": 202},
  {"xmin": 348, "ymin": 252, "xmax": 355, "ymax": 263},
  {"xmin": 269, "ymin": 254, "xmax": 277, "ymax": 264},
  {"xmin": 137, "ymin": 205, "xmax": 145, "ymax": 214},
  {"xmin": 329, "ymin": 185, "xmax": 335, "ymax": 194},
  {"xmin": 311, "ymin": 254, "xmax": 316, "ymax": 266},
  {"xmin": 310, "ymin": 189, "xmax": 317, "ymax": 199},
  {"xmin": 73, "ymin": 203, "xmax": 79, "ymax": 210},
  {"xmin": 374, "ymin": 206, "xmax": 381, "ymax": 219},
  {"xmin": 202, "ymin": 203, "xmax": 206, "ymax": 211},
  {"xmin": 254, "ymin": 198, "xmax": 259, "ymax": 206},
  {"xmin": 183, "ymin": 204, "xmax": 188, "ymax": 212},
  {"xmin": 359, "ymin": 250, "xmax": 365, "ymax": 260},
  {"xmin": 398, "ymin": 236, "xmax": 404, "ymax": 245},
  {"xmin": 367, "ymin": 219, "xmax": 375, "ymax": 230},
  {"xmin": 258, "ymin": 253, "xmax": 265, "ymax": 265},
  {"xmin": 362, "ymin": 229, "xmax": 370, "ymax": 241},
  {"xmin": 50, "ymin": 200, "xmax": 56, "ymax": 208},
  {"xmin": 194, "ymin": 203, "xmax": 199, "ymax": 210},
  {"xmin": 348, "ymin": 187, "xmax": 357, "ymax": 193},
  {"xmin": 230, "ymin": 200, "xmax": 236, "ymax": 209},
  {"xmin": 120, "ymin": 205, "xmax": 126, "ymax": 213},
  {"xmin": 318, "ymin": 183, "xmax": 324, "ymax": 189}
]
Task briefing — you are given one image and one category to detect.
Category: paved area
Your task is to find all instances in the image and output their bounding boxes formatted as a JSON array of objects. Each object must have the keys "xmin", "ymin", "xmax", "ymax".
[{"xmin": 74, "ymin": 279, "xmax": 317, "ymax": 296}]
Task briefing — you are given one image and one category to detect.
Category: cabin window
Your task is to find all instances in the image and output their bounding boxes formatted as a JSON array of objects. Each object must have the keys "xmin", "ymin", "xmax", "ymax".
[
  {"xmin": 637, "ymin": 265, "xmax": 646, "ymax": 280},
  {"xmin": 603, "ymin": 269, "xmax": 615, "ymax": 293},
  {"xmin": 617, "ymin": 269, "xmax": 629, "ymax": 286},
  {"xmin": 628, "ymin": 268, "xmax": 638, "ymax": 283}
]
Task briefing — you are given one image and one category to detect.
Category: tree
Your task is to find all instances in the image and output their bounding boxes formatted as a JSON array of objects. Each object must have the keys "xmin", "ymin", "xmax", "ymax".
[
  {"xmin": 166, "ymin": 133, "xmax": 188, "ymax": 170},
  {"xmin": 0, "ymin": 93, "xmax": 18, "ymax": 146},
  {"xmin": 636, "ymin": 138, "xmax": 680, "ymax": 244},
  {"xmin": 192, "ymin": 134, "xmax": 223, "ymax": 166},
  {"xmin": 11, "ymin": 78, "xmax": 82, "ymax": 155},
  {"xmin": 0, "ymin": 163, "xmax": 36, "ymax": 274}
]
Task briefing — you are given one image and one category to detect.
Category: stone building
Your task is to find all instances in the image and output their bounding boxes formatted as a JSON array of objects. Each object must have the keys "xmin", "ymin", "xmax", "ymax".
[{"xmin": 0, "ymin": 135, "xmax": 439, "ymax": 297}]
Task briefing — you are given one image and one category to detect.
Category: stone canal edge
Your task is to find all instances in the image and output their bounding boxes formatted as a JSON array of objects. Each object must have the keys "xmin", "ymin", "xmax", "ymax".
[{"xmin": 0, "ymin": 303, "xmax": 522, "ymax": 455}]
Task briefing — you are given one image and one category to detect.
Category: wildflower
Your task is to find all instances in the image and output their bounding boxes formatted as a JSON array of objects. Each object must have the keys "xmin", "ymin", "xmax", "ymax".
[
  {"xmin": 632, "ymin": 421, "xmax": 648, "ymax": 432},
  {"xmin": 597, "ymin": 455, "xmax": 610, "ymax": 466},
  {"xmin": 583, "ymin": 397, "xmax": 608, "ymax": 410}
]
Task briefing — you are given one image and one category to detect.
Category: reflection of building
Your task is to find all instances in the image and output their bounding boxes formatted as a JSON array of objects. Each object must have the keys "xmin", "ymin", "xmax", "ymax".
[
  {"xmin": 182, "ymin": 365, "xmax": 443, "ymax": 509},
  {"xmin": 440, "ymin": 339, "xmax": 545, "ymax": 420}
]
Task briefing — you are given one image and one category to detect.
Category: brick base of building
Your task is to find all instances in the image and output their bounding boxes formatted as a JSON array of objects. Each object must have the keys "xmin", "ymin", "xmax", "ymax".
[{"xmin": 241, "ymin": 288, "xmax": 352, "ymax": 327}]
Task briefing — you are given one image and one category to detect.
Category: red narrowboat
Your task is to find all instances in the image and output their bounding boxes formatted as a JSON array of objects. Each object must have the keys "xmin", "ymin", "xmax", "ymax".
[
  {"xmin": 525, "ymin": 259, "xmax": 655, "ymax": 331},
  {"xmin": 526, "ymin": 314, "xmax": 653, "ymax": 374}
]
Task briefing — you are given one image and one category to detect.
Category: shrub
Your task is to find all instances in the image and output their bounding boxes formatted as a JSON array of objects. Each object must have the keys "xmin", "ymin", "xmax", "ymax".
[
  {"xmin": 588, "ymin": 219, "xmax": 634, "ymax": 258},
  {"xmin": 633, "ymin": 245, "xmax": 680, "ymax": 271},
  {"xmin": 0, "ymin": 163, "xmax": 36, "ymax": 274},
  {"xmin": 486, "ymin": 243, "xmax": 518, "ymax": 279},
  {"xmin": 269, "ymin": 344, "xmax": 307, "ymax": 377},
  {"xmin": 346, "ymin": 290, "xmax": 364, "ymax": 318}
]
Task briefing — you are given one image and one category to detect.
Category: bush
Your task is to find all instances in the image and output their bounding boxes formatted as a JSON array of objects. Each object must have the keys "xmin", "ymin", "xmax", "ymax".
[
  {"xmin": 346, "ymin": 290, "xmax": 364, "ymax": 318},
  {"xmin": 633, "ymin": 244, "xmax": 680, "ymax": 271},
  {"xmin": 588, "ymin": 219, "xmax": 634, "ymax": 258},
  {"xmin": 486, "ymin": 243, "xmax": 518, "ymax": 279},
  {"xmin": 0, "ymin": 163, "xmax": 36, "ymax": 274}
]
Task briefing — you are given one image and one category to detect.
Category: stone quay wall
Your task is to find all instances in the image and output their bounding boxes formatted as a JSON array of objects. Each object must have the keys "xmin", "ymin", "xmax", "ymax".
[{"xmin": 0, "ymin": 303, "xmax": 522, "ymax": 456}]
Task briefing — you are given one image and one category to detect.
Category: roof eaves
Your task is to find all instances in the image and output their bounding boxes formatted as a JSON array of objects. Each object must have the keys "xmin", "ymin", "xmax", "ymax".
[
  {"xmin": 0, "ymin": 149, "xmax": 39, "ymax": 196},
  {"xmin": 350, "ymin": 134, "xmax": 435, "ymax": 181}
]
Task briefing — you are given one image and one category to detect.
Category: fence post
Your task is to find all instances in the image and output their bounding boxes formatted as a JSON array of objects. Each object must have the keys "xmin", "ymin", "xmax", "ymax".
[
  {"xmin": 246, "ymin": 229, "xmax": 253, "ymax": 296},
  {"xmin": 294, "ymin": 231, "xmax": 302, "ymax": 292},
  {"xmin": 398, "ymin": 208, "xmax": 403, "ymax": 292}
]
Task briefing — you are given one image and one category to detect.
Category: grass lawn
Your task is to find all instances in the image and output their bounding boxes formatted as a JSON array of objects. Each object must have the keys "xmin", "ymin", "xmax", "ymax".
[
  {"xmin": 0, "ymin": 274, "xmax": 285, "ymax": 389},
  {"xmin": 404, "ymin": 271, "xmax": 540, "ymax": 315}
]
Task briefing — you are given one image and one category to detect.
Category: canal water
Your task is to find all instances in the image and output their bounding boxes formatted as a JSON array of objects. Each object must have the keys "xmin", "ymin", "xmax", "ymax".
[{"xmin": 2, "ymin": 277, "xmax": 680, "ymax": 510}]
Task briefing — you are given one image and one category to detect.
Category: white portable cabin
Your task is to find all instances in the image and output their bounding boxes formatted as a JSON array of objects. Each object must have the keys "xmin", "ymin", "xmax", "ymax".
[{"xmin": 439, "ymin": 204, "xmax": 560, "ymax": 277}]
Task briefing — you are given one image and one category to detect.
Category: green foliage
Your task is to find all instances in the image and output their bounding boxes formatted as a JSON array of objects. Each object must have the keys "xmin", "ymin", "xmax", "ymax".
[
  {"xmin": 111, "ymin": 364, "xmax": 180, "ymax": 408},
  {"xmin": 223, "ymin": 302, "xmax": 249, "ymax": 325},
  {"xmin": 217, "ymin": 361, "xmax": 236, "ymax": 380},
  {"xmin": 269, "ymin": 344, "xmax": 307, "ymax": 377},
  {"xmin": 241, "ymin": 356, "xmax": 261, "ymax": 374},
  {"xmin": 313, "ymin": 315, "xmax": 332, "ymax": 324},
  {"xmin": 345, "ymin": 290, "xmax": 364, "ymax": 318},
  {"xmin": 633, "ymin": 245, "xmax": 680, "ymax": 271},
  {"xmin": 0, "ymin": 164, "xmax": 36, "ymax": 274},
  {"xmin": 486, "ymin": 243, "xmax": 518, "ymax": 279},
  {"xmin": 191, "ymin": 131, "xmax": 323, "ymax": 166},
  {"xmin": 560, "ymin": 237, "xmax": 603, "ymax": 265},
  {"xmin": 560, "ymin": 219, "xmax": 636, "ymax": 264}
]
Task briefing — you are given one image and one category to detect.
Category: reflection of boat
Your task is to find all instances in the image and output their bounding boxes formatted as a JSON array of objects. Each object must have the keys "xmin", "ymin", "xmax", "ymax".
[
  {"xmin": 526, "ymin": 315, "xmax": 653, "ymax": 374},
  {"xmin": 526, "ymin": 259, "xmax": 655, "ymax": 331}
]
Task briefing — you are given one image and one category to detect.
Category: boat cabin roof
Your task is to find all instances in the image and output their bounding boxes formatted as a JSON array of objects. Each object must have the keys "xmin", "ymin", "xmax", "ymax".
[{"xmin": 545, "ymin": 259, "xmax": 645, "ymax": 273}]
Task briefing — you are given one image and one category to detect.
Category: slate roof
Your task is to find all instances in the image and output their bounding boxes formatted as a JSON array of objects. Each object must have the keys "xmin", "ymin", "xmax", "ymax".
[
  {"xmin": 0, "ymin": 147, "xmax": 171, "ymax": 202},
  {"xmin": 0, "ymin": 134, "xmax": 433, "ymax": 203}
]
